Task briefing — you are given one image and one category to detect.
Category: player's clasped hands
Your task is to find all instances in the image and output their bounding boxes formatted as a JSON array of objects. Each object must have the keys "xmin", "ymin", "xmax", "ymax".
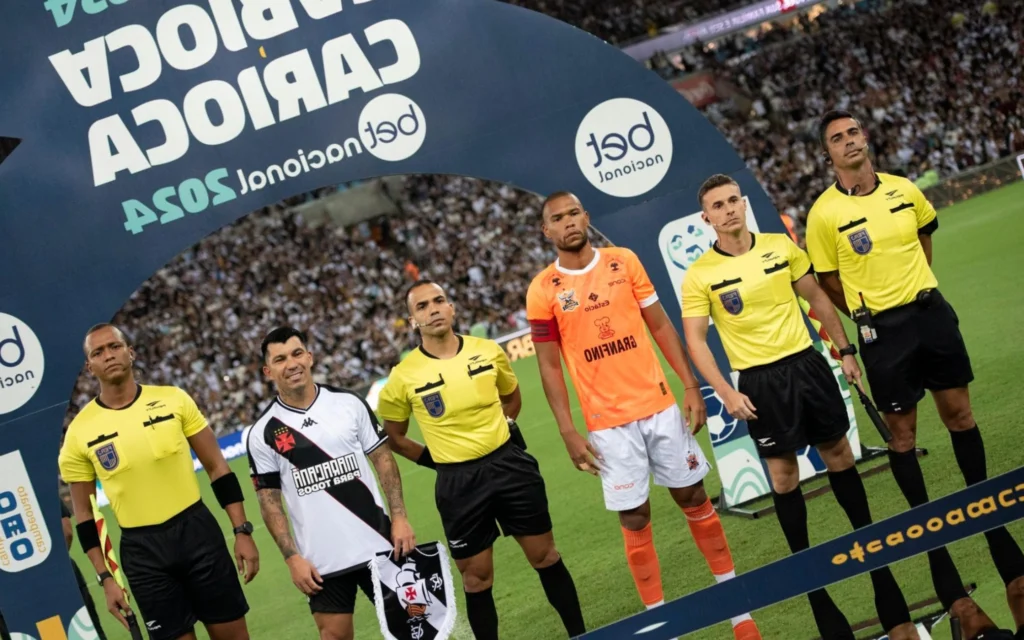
[
  {"xmin": 286, "ymin": 554, "xmax": 324, "ymax": 596},
  {"xmin": 722, "ymin": 388, "xmax": 758, "ymax": 422},
  {"xmin": 391, "ymin": 515, "xmax": 417, "ymax": 560},
  {"xmin": 562, "ymin": 430, "xmax": 603, "ymax": 476}
]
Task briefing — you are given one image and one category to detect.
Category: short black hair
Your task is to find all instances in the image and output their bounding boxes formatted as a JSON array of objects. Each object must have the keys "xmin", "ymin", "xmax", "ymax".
[
  {"xmin": 405, "ymin": 279, "xmax": 445, "ymax": 311},
  {"xmin": 83, "ymin": 323, "xmax": 129, "ymax": 356},
  {"xmin": 541, "ymin": 191, "xmax": 581, "ymax": 220},
  {"xmin": 818, "ymin": 109, "xmax": 861, "ymax": 147},
  {"xmin": 261, "ymin": 326, "xmax": 307, "ymax": 362},
  {"xmin": 698, "ymin": 174, "xmax": 739, "ymax": 208}
]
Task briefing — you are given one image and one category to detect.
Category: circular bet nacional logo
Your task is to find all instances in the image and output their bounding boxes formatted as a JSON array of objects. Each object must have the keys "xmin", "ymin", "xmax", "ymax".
[{"xmin": 0, "ymin": 313, "xmax": 44, "ymax": 415}]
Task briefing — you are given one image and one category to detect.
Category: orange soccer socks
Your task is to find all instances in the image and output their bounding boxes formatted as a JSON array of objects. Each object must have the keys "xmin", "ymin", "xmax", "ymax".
[
  {"xmin": 683, "ymin": 498, "xmax": 761, "ymax": 640},
  {"xmin": 622, "ymin": 522, "xmax": 665, "ymax": 608}
]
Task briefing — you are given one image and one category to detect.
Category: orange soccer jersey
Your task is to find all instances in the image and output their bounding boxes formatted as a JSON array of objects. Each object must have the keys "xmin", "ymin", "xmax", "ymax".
[{"xmin": 526, "ymin": 247, "xmax": 675, "ymax": 431}]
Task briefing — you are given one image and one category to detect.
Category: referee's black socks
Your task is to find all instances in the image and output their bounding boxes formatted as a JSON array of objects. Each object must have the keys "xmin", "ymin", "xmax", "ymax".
[
  {"xmin": 536, "ymin": 557, "xmax": 587, "ymax": 637},
  {"xmin": 888, "ymin": 448, "xmax": 972, "ymax": 607},
  {"xmin": 828, "ymin": 466, "xmax": 913, "ymax": 631},
  {"xmin": 951, "ymin": 425, "xmax": 1024, "ymax": 586},
  {"xmin": 465, "ymin": 588, "xmax": 499, "ymax": 640},
  {"xmin": 772, "ymin": 487, "xmax": 854, "ymax": 638}
]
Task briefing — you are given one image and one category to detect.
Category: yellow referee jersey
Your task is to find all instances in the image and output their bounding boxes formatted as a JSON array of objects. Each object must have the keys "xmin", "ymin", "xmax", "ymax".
[
  {"xmin": 682, "ymin": 233, "xmax": 813, "ymax": 370},
  {"xmin": 805, "ymin": 173, "xmax": 938, "ymax": 313},
  {"xmin": 376, "ymin": 335, "xmax": 518, "ymax": 464},
  {"xmin": 58, "ymin": 385, "xmax": 208, "ymax": 528}
]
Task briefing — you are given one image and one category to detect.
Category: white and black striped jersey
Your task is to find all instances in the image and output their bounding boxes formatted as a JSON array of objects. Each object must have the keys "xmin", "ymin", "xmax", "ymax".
[{"xmin": 247, "ymin": 385, "xmax": 393, "ymax": 576}]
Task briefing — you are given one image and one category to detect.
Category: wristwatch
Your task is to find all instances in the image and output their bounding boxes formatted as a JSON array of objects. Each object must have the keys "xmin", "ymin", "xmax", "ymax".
[
  {"xmin": 96, "ymin": 571, "xmax": 113, "ymax": 586},
  {"xmin": 839, "ymin": 345, "xmax": 857, "ymax": 357},
  {"xmin": 233, "ymin": 521, "xmax": 254, "ymax": 536}
]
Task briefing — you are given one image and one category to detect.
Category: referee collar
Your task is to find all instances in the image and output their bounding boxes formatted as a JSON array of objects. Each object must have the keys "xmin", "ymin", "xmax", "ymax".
[
  {"xmin": 712, "ymin": 233, "xmax": 756, "ymax": 258},
  {"xmin": 95, "ymin": 383, "xmax": 143, "ymax": 410},
  {"xmin": 275, "ymin": 384, "xmax": 321, "ymax": 414},
  {"xmin": 419, "ymin": 334, "xmax": 464, "ymax": 360},
  {"xmin": 834, "ymin": 172, "xmax": 882, "ymax": 197}
]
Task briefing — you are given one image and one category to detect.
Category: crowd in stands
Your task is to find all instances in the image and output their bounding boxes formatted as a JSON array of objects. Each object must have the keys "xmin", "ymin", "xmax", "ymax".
[
  {"xmin": 504, "ymin": 0, "xmax": 757, "ymax": 45},
  {"xmin": 64, "ymin": 0, "xmax": 1024, "ymax": 434}
]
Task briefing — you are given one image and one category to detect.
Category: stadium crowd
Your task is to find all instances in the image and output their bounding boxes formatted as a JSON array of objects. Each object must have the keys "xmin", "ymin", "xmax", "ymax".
[{"xmin": 64, "ymin": 0, "xmax": 1024, "ymax": 435}]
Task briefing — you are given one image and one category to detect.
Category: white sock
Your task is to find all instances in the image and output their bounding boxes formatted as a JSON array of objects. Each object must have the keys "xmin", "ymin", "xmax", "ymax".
[
  {"xmin": 714, "ymin": 570, "xmax": 736, "ymax": 583},
  {"xmin": 731, "ymin": 613, "xmax": 752, "ymax": 627},
  {"xmin": 645, "ymin": 599, "xmax": 665, "ymax": 610}
]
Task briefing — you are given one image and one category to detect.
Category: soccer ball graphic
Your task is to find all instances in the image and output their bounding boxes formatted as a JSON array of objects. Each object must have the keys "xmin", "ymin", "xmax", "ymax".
[
  {"xmin": 702, "ymin": 386, "xmax": 738, "ymax": 445},
  {"xmin": 67, "ymin": 606, "xmax": 100, "ymax": 640}
]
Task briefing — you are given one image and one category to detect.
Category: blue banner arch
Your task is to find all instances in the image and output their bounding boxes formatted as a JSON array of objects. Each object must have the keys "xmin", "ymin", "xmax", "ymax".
[{"xmin": 0, "ymin": 0, "xmax": 787, "ymax": 634}]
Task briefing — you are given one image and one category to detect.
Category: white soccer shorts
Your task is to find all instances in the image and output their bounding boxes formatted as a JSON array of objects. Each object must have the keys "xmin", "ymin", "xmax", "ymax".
[{"xmin": 588, "ymin": 404, "xmax": 711, "ymax": 512}]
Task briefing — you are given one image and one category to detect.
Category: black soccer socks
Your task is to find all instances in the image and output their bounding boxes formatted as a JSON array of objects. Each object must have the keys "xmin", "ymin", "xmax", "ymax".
[
  {"xmin": 773, "ymin": 487, "xmax": 854, "ymax": 638},
  {"xmin": 950, "ymin": 425, "xmax": 987, "ymax": 487},
  {"xmin": 829, "ymin": 467, "xmax": 913, "ymax": 630},
  {"xmin": 887, "ymin": 449, "xmax": 930, "ymax": 508},
  {"xmin": 772, "ymin": 487, "xmax": 810, "ymax": 553},
  {"xmin": 950, "ymin": 426, "xmax": 1024, "ymax": 584},
  {"xmin": 536, "ymin": 558, "xmax": 587, "ymax": 637},
  {"xmin": 828, "ymin": 466, "xmax": 873, "ymax": 530},
  {"xmin": 466, "ymin": 587, "xmax": 500, "ymax": 640}
]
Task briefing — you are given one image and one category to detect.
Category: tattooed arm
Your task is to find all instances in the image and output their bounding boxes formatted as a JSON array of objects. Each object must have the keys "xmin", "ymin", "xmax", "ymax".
[
  {"xmin": 256, "ymin": 488, "xmax": 322, "ymax": 595},
  {"xmin": 369, "ymin": 446, "xmax": 417, "ymax": 558}
]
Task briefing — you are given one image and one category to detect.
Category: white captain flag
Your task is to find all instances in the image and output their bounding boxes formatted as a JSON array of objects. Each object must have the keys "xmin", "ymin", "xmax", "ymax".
[{"xmin": 370, "ymin": 541, "xmax": 457, "ymax": 640}]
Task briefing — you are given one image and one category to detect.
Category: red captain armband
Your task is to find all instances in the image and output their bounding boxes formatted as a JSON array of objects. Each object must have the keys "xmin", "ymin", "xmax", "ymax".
[{"xmin": 529, "ymin": 318, "xmax": 559, "ymax": 343}]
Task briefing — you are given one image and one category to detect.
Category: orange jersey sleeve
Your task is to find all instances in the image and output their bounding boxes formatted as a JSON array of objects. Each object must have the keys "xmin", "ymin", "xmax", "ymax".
[
  {"xmin": 625, "ymin": 249, "xmax": 660, "ymax": 309},
  {"xmin": 526, "ymin": 270, "xmax": 559, "ymax": 343},
  {"xmin": 530, "ymin": 249, "xmax": 675, "ymax": 431}
]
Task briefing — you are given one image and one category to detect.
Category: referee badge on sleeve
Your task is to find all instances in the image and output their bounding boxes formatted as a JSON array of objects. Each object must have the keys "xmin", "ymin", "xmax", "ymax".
[
  {"xmin": 848, "ymin": 229, "xmax": 873, "ymax": 255},
  {"xmin": 422, "ymin": 392, "xmax": 446, "ymax": 418},
  {"xmin": 719, "ymin": 290, "xmax": 744, "ymax": 316},
  {"xmin": 96, "ymin": 443, "xmax": 120, "ymax": 471}
]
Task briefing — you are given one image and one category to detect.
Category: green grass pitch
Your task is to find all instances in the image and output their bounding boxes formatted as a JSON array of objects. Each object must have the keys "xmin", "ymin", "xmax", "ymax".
[{"xmin": 72, "ymin": 181, "xmax": 1024, "ymax": 639}]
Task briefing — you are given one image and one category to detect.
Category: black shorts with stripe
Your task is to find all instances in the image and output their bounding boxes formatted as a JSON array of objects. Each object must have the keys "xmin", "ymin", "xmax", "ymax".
[
  {"xmin": 738, "ymin": 347, "xmax": 850, "ymax": 458},
  {"xmin": 435, "ymin": 441, "xmax": 552, "ymax": 560},
  {"xmin": 119, "ymin": 501, "xmax": 248, "ymax": 640},
  {"xmin": 859, "ymin": 289, "xmax": 974, "ymax": 413}
]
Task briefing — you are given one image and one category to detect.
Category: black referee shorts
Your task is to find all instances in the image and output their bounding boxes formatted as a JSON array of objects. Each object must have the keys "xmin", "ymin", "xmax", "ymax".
[
  {"xmin": 737, "ymin": 347, "xmax": 850, "ymax": 458},
  {"xmin": 435, "ymin": 440, "xmax": 553, "ymax": 560},
  {"xmin": 119, "ymin": 501, "xmax": 248, "ymax": 640},
  {"xmin": 859, "ymin": 289, "xmax": 974, "ymax": 414},
  {"xmin": 308, "ymin": 566, "xmax": 375, "ymax": 615}
]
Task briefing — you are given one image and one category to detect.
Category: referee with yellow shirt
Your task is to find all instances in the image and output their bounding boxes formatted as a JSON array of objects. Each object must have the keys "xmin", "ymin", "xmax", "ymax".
[
  {"xmin": 58, "ymin": 324, "xmax": 259, "ymax": 640},
  {"xmin": 377, "ymin": 279, "xmax": 586, "ymax": 640},
  {"xmin": 682, "ymin": 174, "xmax": 917, "ymax": 640},
  {"xmin": 807, "ymin": 110, "xmax": 1024, "ymax": 638}
]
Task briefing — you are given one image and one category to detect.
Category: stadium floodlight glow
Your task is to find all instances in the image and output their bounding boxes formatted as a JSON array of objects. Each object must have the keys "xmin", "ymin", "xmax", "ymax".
[{"xmin": 1, "ymin": 0, "xmax": 796, "ymax": 635}]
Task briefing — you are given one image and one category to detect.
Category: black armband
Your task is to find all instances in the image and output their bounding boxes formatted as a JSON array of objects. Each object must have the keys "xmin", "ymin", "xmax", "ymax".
[
  {"xmin": 211, "ymin": 472, "xmax": 245, "ymax": 508},
  {"xmin": 918, "ymin": 217, "xmax": 939, "ymax": 236},
  {"xmin": 76, "ymin": 521, "xmax": 100, "ymax": 555},
  {"xmin": 416, "ymin": 447, "xmax": 437, "ymax": 469}
]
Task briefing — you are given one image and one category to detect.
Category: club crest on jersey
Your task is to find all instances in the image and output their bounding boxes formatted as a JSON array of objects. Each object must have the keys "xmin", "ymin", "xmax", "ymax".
[
  {"xmin": 719, "ymin": 290, "xmax": 744, "ymax": 315},
  {"xmin": 422, "ymin": 392, "xmax": 446, "ymax": 418},
  {"xmin": 274, "ymin": 430, "xmax": 296, "ymax": 453},
  {"xmin": 558, "ymin": 289, "xmax": 579, "ymax": 312},
  {"xmin": 848, "ymin": 229, "xmax": 873, "ymax": 255},
  {"xmin": 95, "ymin": 443, "xmax": 119, "ymax": 471}
]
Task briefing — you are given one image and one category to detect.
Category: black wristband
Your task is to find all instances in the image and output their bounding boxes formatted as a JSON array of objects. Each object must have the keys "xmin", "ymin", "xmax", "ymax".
[
  {"xmin": 839, "ymin": 344, "xmax": 857, "ymax": 357},
  {"xmin": 76, "ymin": 521, "xmax": 101, "ymax": 555},
  {"xmin": 416, "ymin": 447, "xmax": 437, "ymax": 469},
  {"xmin": 211, "ymin": 472, "xmax": 245, "ymax": 508}
]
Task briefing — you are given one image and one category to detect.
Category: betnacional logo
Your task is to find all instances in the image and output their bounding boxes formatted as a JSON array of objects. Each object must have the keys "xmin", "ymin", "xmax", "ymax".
[
  {"xmin": 0, "ymin": 451, "xmax": 52, "ymax": 573},
  {"xmin": 358, "ymin": 93, "xmax": 427, "ymax": 162},
  {"xmin": 575, "ymin": 98, "xmax": 673, "ymax": 198},
  {"xmin": 0, "ymin": 314, "xmax": 45, "ymax": 415}
]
